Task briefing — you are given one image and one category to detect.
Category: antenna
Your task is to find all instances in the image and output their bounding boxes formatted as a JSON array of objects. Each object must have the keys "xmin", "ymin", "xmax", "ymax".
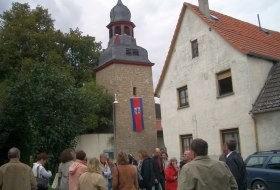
[
  {"xmin": 257, "ymin": 14, "xmax": 269, "ymax": 34},
  {"xmin": 257, "ymin": 14, "xmax": 261, "ymax": 30}
]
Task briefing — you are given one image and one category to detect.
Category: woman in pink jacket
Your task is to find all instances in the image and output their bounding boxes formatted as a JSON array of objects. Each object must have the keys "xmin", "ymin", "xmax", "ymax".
[{"xmin": 69, "ymin": 150, "xmax": 87, "ymax": 190}]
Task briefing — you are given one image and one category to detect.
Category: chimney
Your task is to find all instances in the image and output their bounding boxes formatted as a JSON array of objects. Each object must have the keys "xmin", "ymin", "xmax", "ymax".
[{"xmin": 198, "ymin": 0, "xmax": 210, "ymax": 19}]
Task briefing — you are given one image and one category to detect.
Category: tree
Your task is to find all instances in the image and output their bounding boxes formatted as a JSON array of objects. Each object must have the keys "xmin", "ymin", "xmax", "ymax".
[
  {"xmin": 0, "ymin": 3, "xmax": 56, "ymax": 80},
  {"xmin": 64, "ymin": 28, "xmax": 102, "ymax": 87},
  {"xmin": 0, "ymin": 63, "xmax": 77, "ymax": 161},
  {"xmin": 0, "ymin": 3, "xmax": 112, "ymax": 170}
]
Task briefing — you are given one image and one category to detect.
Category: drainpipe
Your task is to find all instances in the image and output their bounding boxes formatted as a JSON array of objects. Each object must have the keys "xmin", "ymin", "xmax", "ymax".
[{"xmin": 252, "ymin": 115, "xmax": 259, "ymax": 152}]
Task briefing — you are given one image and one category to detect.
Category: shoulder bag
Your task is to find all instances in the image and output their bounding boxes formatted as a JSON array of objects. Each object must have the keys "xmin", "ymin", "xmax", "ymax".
[{"xmin": 36, "ymin": 165, "xmax": 49, "ymax": 189}]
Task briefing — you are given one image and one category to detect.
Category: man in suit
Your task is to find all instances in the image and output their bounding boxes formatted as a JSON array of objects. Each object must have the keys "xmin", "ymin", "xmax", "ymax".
[
  {"xmin": 0, "ymin": 147, "xmax": 37, "ymax": 190},
  {"xmin": 224, "ymin": 139, "xmax": 247, "ymax": 190}
]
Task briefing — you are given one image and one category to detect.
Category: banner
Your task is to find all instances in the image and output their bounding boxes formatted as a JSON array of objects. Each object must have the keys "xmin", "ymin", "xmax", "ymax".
[{"xmin": 130, "ymin": 97, "xmax": 144, "ymax": 132}]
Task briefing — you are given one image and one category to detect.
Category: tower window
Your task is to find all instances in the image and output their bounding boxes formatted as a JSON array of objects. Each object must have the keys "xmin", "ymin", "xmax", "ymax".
[
  {"xmin": 191, "ymin": 39, "xmax": 199, "ymax": 58},
  {"xmin": 132, "ymin": 49, "xmax": 139, "ymax": 56},
  {"xmin": 124, "ymin": 26, "xmax": 130, "ymax": 36},
  {"xmin": 109, "ymin": 29, "xmax": 113, "ymax": 38},
  {"xmin": 126, "ymin": 49, "xmax": 132, "ymax": 56},
  {"xmin": 133, "ymin": 87, "xmax": 137, "ymax": 96},
  {"xmin": 115, "ymin": 26, "xmax": 121, "ymax": 35},
  {"xmin": 126, "ymin": 48, "xmax": 139, "ymax": 56},
  {"xmin": 217, "ymin": 70, "xmax": 233, "ymax": 97}
]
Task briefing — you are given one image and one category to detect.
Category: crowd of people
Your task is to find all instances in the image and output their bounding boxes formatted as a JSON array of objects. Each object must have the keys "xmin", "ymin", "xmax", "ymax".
[{"xmin": 0, "ymin": 138, "xmax": 246, "ymax": 190}]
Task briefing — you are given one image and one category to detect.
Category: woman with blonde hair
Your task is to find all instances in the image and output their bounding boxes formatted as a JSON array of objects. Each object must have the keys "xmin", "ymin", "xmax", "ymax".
[
  {"xmin": 112, "ymin": 152, "xmax": 138, "ymax": 190},
  {"xmin": 77, "ymin": 158, "xmax": 107, "ymax": 190}
]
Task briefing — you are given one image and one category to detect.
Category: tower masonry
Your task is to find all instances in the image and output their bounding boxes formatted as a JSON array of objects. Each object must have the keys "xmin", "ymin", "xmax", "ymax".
[{"xmin": 95, "ymin": 0, "xmax": 157, "ymax": 157}]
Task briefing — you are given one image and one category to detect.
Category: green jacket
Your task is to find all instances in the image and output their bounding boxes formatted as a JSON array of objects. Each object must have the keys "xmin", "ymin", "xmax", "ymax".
[
  {"xmin": 178, "ymin": 156, "xmax": 238, "ymax": 190},
  {"xmin": 0, "ymin": 160, "xmax": 37, "ymax": 190}
]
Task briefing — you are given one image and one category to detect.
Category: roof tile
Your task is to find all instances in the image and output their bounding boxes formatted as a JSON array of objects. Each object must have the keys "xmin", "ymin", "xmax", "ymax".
[
  {"xmin": 251, "ymin": 63, "xmax": 280, "ymax": 114},
  {"xmin": 155, "ymin": 3, "xmax": 280, "ymax": 95},
  {"xmin": 186, "ymin": 3, "xmax": 280, "ymax": 61}
]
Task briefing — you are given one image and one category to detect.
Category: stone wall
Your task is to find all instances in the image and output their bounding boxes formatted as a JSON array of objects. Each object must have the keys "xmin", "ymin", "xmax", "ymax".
[{"xmin": 96, "ymin": 63, "xmax": 157, "ymax": 158}]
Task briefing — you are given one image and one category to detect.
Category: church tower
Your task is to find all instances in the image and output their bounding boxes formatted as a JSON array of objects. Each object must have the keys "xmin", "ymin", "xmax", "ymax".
[{"xmin": 96, "ymin": 0, "xmax": 157, "ymax": 157}]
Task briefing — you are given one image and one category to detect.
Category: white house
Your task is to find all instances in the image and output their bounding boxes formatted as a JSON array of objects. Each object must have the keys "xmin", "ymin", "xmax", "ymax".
[{"xmin": 155, "ymin": 0, "xmax": 280, "ymax": 160}]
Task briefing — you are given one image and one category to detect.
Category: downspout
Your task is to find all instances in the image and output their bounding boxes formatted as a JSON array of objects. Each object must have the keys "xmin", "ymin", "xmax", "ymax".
[{"xmin": 252, "ymin": 115, "xmax": 259, "ymax": 152}]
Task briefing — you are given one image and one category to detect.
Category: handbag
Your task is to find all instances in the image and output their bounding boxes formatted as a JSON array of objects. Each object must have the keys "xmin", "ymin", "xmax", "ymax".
[
  {"xmin": 36, "ymin": 165, "xmax": 49, "ymax": 189},
  {"xmin": 51, "ymin": 172, "xmax": 61, "ymax": 189}
]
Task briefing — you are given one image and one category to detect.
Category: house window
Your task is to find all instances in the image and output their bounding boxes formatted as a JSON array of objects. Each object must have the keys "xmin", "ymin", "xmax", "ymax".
[
  {"xmin": 191, "ymin": 39, "xmax": 199, "ymax": 58},
  {"xmin": 180, "ymin": 134, "xmax": 193, "ymax": 154},
  {"xmin": 177, "ymin": 86, "xmax": 189, "ymax": 108},
  {"xmin": 221, "ymin": 128, "xmax": 241, "ymax": 153},
  {"xmin": 217, "ymin": 70, "xmax": 233, "ymax": 96}
]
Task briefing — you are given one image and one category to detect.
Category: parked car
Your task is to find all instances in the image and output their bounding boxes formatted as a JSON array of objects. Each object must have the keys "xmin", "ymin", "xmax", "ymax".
[{"xmin": 245, "ymin": 150, "xmax": 280, "ymax": 190}]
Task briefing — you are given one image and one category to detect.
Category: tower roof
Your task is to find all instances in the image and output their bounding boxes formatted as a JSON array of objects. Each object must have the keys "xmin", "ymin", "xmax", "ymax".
[{"xmin": 110, "ymin": 0, "xmax": 131, "ymax": 22}]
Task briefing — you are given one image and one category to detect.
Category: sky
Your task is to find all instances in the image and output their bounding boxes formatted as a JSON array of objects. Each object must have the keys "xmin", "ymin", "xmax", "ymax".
[{"xmin": 1, "ymin": 0, "xmax": 280, "ymax": 88}]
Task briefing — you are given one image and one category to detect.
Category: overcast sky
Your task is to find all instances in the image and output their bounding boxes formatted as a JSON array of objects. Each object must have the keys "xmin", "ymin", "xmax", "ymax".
[{"xmin": 1, "ymin": 0, "xmax": 280, "ymax": 87}]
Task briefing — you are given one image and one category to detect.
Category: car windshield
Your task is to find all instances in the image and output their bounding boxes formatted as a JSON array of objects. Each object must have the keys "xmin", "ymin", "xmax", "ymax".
[{"xmin": 246, "ymin": 156, "xmax": 267, "ymax": 168}]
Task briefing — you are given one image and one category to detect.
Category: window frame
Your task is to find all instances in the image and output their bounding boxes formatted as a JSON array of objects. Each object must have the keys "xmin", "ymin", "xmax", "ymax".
[
  {"xmin": 177, "ymin": 85, "xmax": 189, "ymax": 108},
  {"xmin": 220, "ymin": 128, "xmax": 241, "ymax": 154},
  {"xmin": 180, "ymin": 134, "xmax": 193, "ymax": 155},
  {"xmin": 216, "ymin": 69, "xmax": 234, "ymax": 97},
  {"xmin": 191, "ymin": 39, "xmax": 199, "ymax": 58},
  {"xmin": 126, "ymin": 48, "xmax": 139, "ymax": 56}
]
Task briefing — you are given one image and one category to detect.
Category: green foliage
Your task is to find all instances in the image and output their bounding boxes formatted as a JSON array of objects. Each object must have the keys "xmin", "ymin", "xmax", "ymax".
[
  {"xmin": 64, "ymin": 28, "xmax": 102, "ymax": 87},
  {"xmin": 0, "ymin": 3, "xmax": 56, "ymax": 79},
  {"xmin": 80, "ymin": 82, "xmax": 113, "ymax": 133},
  {"xmin": 0, "ymin": 2, "xmax": 113, "ymax": 172}
]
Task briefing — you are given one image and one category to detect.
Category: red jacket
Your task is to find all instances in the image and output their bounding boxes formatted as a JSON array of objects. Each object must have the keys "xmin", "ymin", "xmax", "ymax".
[{"xmin": 165, "ymin": 164, "xmax": 178, "ymax": 190}]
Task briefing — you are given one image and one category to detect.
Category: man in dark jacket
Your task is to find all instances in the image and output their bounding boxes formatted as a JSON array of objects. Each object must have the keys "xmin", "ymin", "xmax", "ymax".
[
  {"xmin": 152, "ymin": 148, "xmax": 165, "ymax": 190},
  {"xmin": 138, "ymin": 149, "xmax": 156, "ymax": 190},
  {"xmin": 224, "ymin": 139, "xmax": 247, "ymax": 190}
]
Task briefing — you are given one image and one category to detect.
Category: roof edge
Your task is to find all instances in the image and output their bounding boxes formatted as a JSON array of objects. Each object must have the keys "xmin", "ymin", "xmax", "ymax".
[
  {"xmin": 155, "ymin": 3, "xmax": 187, "ymax": 96},
  {"xmin": 251, "ymin": 107, "xmax": 280, "ymax": 115},
  {"xmin": 247, "ymin": 52, "xmax": 280, "ymax": 62},
  {"xmin": 95, "ymin": 59, "xmax": 154, "ymax": 72}
]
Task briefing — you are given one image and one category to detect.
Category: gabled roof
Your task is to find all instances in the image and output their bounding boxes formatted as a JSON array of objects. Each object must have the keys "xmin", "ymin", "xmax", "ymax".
[
  {"xmin": 251, "ymin": 63, "xmax": 280, "ymax": 114},
  {"xmin": 155, "ymin": 3, "xmax": 280, "ymax": 95}
]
